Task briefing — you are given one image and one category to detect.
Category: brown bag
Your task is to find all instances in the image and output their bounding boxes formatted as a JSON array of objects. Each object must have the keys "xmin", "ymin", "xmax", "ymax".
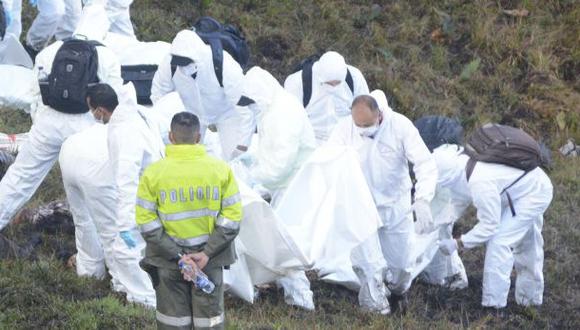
[{"xmin": 465, "ymin": 123, "xmax": 542, "ymax": 216}]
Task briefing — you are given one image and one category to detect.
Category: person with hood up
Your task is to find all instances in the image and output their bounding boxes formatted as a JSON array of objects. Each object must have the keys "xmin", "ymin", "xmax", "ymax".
[
  {"xmin": 59, "ymin": 83, "xmax": 155, "ymax": 307},
  {"xmin": 284, "ymin": 51, "xmax": 369, "ymax": 145},
  {"xmin": 0, "ymin": 4, "xmax": 122, "ymax": 233},
  {"xmin": 151, "ymin": 29, "xmax": 245, "ymax": 161},
  {"xmin": 436, "ymin": 145, "xmax": 553, "ymax": 309},
  {"xmin": 238, "ymin": 66, "xmax": 316, "ymax": 311},
  {"xmin": 327, "ymin": 91, "xmax": 438, "ymax": 313},
  {"xmin": 24, "ymin": 0, "xmax": 83, "ymax": 58}
]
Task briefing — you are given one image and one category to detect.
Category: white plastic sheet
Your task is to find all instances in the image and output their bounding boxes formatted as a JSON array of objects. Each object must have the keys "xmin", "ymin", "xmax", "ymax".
[
  {"xmin": 0, "ymin": 65, "xmax": 36, "ymax": 112},
  {"xmin": 274, "ymin": 146, "xmax": 383, "ymax": 287},
  {"xmin": 103, "ymin": 32, "xmax": 170, "ymax": 66},
  {"xmin": 223, "ymin": 178, "xmax": 307, "ymax": 303}
]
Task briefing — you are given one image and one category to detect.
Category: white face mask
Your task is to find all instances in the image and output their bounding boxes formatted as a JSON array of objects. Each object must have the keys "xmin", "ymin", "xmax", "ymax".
[
  {"xmin": 181, "ymin": 63, "xmax": 199, "ymax": 76},
  {"xmin": 355, "ymin": 123, "xmax": 379, "ymax": 138}
]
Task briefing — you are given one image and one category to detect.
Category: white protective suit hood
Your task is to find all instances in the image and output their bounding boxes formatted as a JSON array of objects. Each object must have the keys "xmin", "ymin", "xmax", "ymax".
[
  {"xmin": 74, "ymin": 4, "xmax": 110, "ymax": 42},
  {"xmin": 370, "ymin": 89, "xmax": 394, "ymax": 117},
  {"xmin": 170, "ymin": 29, "xmax": 211, "ymax": 65},
  {"xmin": 314, "ymin": 51, "xmax": 347, "ymax": 83},
  {"xmin": 243, "ymin": 66, "xmax": 281, "ymax": 112}
]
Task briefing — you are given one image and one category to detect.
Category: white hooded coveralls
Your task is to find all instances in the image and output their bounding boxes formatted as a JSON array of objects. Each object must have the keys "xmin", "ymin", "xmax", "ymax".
[
  {"xmin": 240, "ymin": 66, "xmax": 316, "ymax": 310},
  {"xmin": 284, "ymin": 51, "xmax": 369, "ymax": 144},
  {"xmin": 59, "ymin": 123, "xmax": 156, "ymax": 306},
  {"xmin": 438, "ymin": 148, "xmax": 553, "ymax": 308},
  {"xmin": 327, "ymin": 90, "xmax": 438, "ymax": 296},
  {"xmin": 150, "ymin": 29, "xmax": 244, "ymax": 160},
  {"xmin": 0, "ymin": 6, "xmax": 122, "ymax": 230},
  {"xmin": 26, "ymin": 0, "xmax": 83, "ymax": 51}
]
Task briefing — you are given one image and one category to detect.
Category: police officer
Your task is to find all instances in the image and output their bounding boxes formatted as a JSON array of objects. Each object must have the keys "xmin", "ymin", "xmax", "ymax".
[{"xmin": 136, "ymin": 112, "xmax": 242, "ymax": 329}]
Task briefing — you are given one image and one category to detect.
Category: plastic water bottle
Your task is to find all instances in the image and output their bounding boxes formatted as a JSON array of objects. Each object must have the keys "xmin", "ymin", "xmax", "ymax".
[{"xmin": 178, "ymin": 261, "xmax": 215, "ymax": 294}]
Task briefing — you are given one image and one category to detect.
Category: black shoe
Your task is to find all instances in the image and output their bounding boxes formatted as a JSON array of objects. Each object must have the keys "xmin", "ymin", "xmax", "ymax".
[{"xmin": 23, "ymin": 43, "xmax": 39, "ymax": 63}]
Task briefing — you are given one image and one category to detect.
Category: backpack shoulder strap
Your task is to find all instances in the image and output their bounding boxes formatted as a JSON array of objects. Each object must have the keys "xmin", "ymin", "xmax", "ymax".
[
  {"xmin": 465, "ymin": 157, "xmax": 477, "ymax": 181},
  {"xmin": 205, "ymin": 36, "xmax": 224, "ymax": 87},
  {"xmin": 301, "ymin": 63, "xmax": 313, "ymax": 107},
  {"xmin": 345, "ymin": 69, "xmax": 354, "ymax": 93},
  {"xmin": 500, "ymin": 171, "xmax": 529, "ymax": 217}
]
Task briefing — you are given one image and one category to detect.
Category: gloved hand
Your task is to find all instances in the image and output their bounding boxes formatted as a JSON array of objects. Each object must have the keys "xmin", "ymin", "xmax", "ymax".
[
  {"xmin": 234, "ymin": 151, "xmax": 254, "ymax": 167},
  {"xmin": 120, "ymin": 230, "xmax": 137, "ymax": 249},
  {"xmin": 438, "ymin": 239, "xmax": 458, "ymax": 256},
  {"xmin": 29, "ymin": 0, "xmax": 38, "ymax": 7},
  {"xmin": 412, "ymin": 199, "xmax": 435, "ymax": 234}
]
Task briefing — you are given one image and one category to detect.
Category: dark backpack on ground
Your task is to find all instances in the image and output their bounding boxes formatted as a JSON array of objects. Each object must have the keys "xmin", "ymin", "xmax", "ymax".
[
  {"xmin": 169, "ymin": 16, "xmax": 249, "ymax": 87},
  {"xmin": 0, "ymin": 2, "xmax": 6, "ymax": 40},
  {"xmin": 414, "ymin": 115, "xmax": 464, "ymax": 152},
  {"xmin": 39, "ymin": 39, "xmax": 101, "ymax": 114},
  {"xmin": 290, "ymin": 54, "xmax": 354, "ymax": 108},
  {"xmin": 121, "ymin": 64, "xmax": 157, "ymax": 105},
  {"xmin": 464, "ymin": 123, "xmax": 543, "ymax": 216}
]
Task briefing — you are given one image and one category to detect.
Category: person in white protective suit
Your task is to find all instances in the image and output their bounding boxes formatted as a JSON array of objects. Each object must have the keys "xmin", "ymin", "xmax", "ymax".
[
  {"xmin": 238, "ymin": 66, "xmax": 316, "ymax": 310},
  {"xmin": 420, "ymin": 144, "xmax": 469, "ymax": 290},
  {"xmin": 25, "ymin": 0, "xmax": 83, "ymax": 56},
  {"xmin": 90, "ymin": 83, "xmax": 165, "ymax": 306},
  {"xmin": 150, "ymin": 29, "xmax": 245, "ymax": 161},
  {"xmin": 239, "ymin": 66, "xmax": 316, "ymax": 206},
  {"xmin": 83, "ymin": 0, "xmax": 135, "ymax": 38},
  {"xmin": 284, "ymin": 51, "xmax": 369, "ymax": 145},
  {"xmin": 59, "ymin": 101, "xmax": 155, "ymax": 307},
  {"xmin": 0, "ymin": 5, "xmax": 122, "ymax": 232},
  {"xmin": 436, "ymin": 146, "xmax": 553, "ymax": 309},
  {"xmin": 327, "ymin": 91, "xmax": 438, "ymax": 312},
  {"xmin": 2, "ymin": 0, "xmax": 22, "ymax": 38}
]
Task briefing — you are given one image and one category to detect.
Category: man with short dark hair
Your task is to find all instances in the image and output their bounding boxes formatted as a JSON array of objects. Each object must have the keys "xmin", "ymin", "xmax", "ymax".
[
  {"xmin": 59, "ymin": 82, "xmax": 157, "ymax": 307},
  {"xmin": 137, "ymin": 111, "xmax": 242, "ymax": 329}
]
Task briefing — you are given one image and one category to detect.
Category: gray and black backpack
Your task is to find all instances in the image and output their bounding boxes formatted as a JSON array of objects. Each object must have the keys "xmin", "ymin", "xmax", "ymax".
[
  {"xmin": 39, "ymin": 38, "xmax": 101, "ymax": 114},
  {"xmin": 464, "ymin": 123, "xmax": 544, "ymax": 216}
]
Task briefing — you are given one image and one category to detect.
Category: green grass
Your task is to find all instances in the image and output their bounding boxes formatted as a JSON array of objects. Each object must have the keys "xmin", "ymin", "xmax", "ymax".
[{"xmin": 1, "ymin": 0, "xmax": 579, "ymax": 328}]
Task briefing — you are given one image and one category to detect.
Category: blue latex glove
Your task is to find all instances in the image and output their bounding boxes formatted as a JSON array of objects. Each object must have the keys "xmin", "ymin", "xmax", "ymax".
[
  {"xmin": 4, "ymin": 8, "xmax": 12, "ymax": 27},
  {"xmin": 29, "ymin": 0, "xmax": 38, "ymax": 6},
  {"xmin": 120, "ymin": 231, "xmax": 137, "ymax": 249}
]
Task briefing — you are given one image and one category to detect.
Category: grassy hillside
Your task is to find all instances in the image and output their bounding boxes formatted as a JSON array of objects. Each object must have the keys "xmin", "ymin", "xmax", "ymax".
[{"xmin": 1, "ymin": 0, "xmax": 579, "ymax": 328}]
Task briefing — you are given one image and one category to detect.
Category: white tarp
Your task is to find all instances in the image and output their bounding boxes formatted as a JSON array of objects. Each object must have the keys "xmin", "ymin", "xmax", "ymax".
[
  {"xmin": 0, "ymin": 34, "xmax": 34, "ymax": 68},
  {"xmin": 0, "ymin": 65, "xmax": 35, "ymax": 112},
  {"xmin": 103, "ymin": 32, "xmax": 170, "ymax": 66},
  {"xmin": 224, "ymin": 179, "xmax": 307, "ymax": 303},
  {"xmin": 274, "ymin": 146, "xmax": 384, "ymax": 287}
]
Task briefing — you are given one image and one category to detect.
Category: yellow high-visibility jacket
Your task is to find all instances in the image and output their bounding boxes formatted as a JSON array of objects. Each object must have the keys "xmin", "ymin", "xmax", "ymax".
[{"xmin": 136, "ymin": 144, "xmax": 242, "ymax": 269}]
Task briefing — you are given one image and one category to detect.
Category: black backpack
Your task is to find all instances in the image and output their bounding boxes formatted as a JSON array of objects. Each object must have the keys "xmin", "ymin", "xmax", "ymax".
[
  {"xmin": 39, "ymin": 39, "xmax": 101, "ymax": 114},
  {"xmin": 121, "ymin": 64, "xmax": 157, "ymax": 105},
  {"xmin": 169, "ymin": 16, "xmax": 249, "ymax": 87},
  {"xmin": 465, "ymin": 123, "xmax": 543, "ymax": 216},
  {"xmin": 0, "ymin": 2, "xmax": 6, "ymax": 40},
  {"xmin": 290, "ymin": 54, "xmax": 354, "ymax": 108},
  {"xmin": 414, "ymin": 115, "xmax": 464, "ymax": 152}
]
